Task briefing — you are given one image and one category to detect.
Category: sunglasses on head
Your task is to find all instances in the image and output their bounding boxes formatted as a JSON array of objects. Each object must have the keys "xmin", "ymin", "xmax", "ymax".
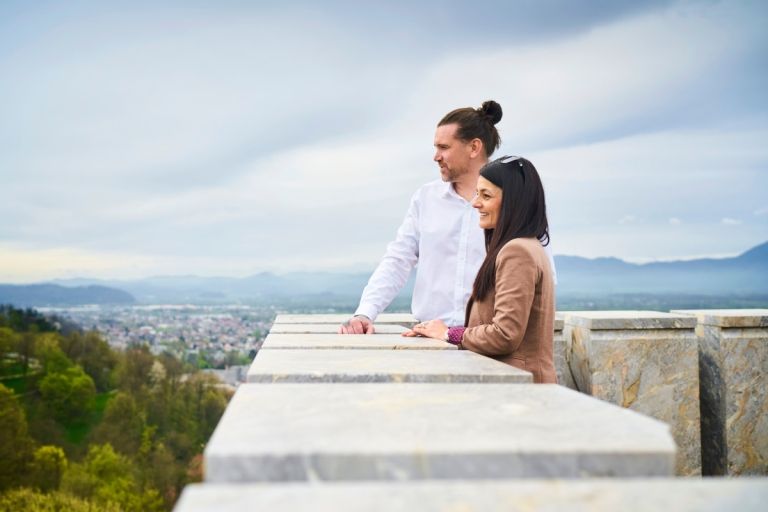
[{"xmin": 499, "ymin": 155, "xmax": 524, "ymax": 167}]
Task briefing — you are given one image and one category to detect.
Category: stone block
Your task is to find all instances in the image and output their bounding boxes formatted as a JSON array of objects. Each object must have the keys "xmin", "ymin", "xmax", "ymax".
[
  {"xmin": 553, "ymin": 311, "xmax": 577, "ymax": 389},
  {"xmin": 269, "ymin": 323, "xmax": 407, "ymax": 334},
  {"xmin": 564, "ymin": 311, "xmax": 700, "ymax": 476},
  {"xmin": 261, "ymin": 333, "xmax": 457, "ymax": 350},
  {"xmin": 247, "ymin": 349, "xmax": 532, "ymax": 383},
  {"xmin": 274, "ymin": 313, "xmax": 417, "ymax": 327},
  {"xmin": 672, "ymin": 309, "xmax": 768, "ymax": 475},
  {"xmin": 176, "ymin": 479, "xmax": 768, "ymax": 512},
  {"xmin": 203, "ymin": 383, "xmax": 675, "ymax": 482}
]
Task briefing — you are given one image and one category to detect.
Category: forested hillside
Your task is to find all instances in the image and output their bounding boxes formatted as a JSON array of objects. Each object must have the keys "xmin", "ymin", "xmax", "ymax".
[{"xmin": 0, "ymin": 305, "xmax": 231, "ymax": 511}]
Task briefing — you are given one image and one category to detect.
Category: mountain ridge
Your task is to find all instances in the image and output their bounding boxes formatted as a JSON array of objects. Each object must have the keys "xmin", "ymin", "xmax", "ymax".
[{"xmin": 0, "ymin": 241, "xmax": 765, "ymax": 306}]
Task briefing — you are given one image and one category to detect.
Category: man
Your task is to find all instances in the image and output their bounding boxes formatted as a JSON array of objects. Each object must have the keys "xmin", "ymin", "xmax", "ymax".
[{"xmin": 340, "ymin": 101, "xmax": 555, "ymax": 334}]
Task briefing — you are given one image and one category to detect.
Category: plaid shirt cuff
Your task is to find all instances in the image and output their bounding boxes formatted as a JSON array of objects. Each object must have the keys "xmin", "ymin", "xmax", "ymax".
[{"xmin": 446, "ymin": 326, "xmax": 465, "ymax": 347}]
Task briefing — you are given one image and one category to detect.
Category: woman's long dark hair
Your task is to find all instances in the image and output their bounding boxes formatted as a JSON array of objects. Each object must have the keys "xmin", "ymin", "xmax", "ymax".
[{"xmin": 465, "ymin": 156, "xmax": 549, "ymax": 325}]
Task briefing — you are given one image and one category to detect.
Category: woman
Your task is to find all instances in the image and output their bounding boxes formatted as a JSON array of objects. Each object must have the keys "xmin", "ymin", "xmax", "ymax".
[{"xmin": 409, "ymin": 155, "xmax": 557, "ymax": 383}]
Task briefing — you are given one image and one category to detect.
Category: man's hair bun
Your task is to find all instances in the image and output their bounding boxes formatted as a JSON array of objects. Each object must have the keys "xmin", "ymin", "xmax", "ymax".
[
  {"xmin": 437, "ymin": 100, "xmax": 503, "ymax": 157},
  {"xmin": 479, "ymin": 100, "xmax": 503, "ymax": 125}
]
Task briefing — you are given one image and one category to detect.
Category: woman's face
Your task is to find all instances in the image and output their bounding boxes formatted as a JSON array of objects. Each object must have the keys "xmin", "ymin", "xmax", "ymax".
[{"xmin": 473, "ymin": 176, "xmax": 502, "ymax": 229}]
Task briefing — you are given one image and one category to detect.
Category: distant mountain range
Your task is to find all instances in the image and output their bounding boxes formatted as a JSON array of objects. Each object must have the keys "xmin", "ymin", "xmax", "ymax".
[
  {"xmin": 0, "ymin": 241, "xmax": 766, "ymax": 307},
  {"xmin": 554, "ymin": 241, "xmax": 768, "ymax": 295},
  {"xmin": 0, "ymin": 284, "xmax": 135, "ymax": 307}
]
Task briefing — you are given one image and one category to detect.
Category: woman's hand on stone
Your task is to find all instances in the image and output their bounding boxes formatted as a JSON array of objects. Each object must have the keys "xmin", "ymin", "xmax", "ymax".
[{"xmin": 407, "ymin": 319, "xmax": 448, "ymax": 340}]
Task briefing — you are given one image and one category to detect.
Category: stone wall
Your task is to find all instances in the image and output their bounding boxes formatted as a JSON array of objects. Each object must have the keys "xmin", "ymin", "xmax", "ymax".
[
  {"xmin": 553, "ymin": 312, "xmax": 577, "ymax": 389},
  {"xmin": 672, "ymin": 309, "xmax": 768, "ymax": 475},
  {"xmin": 174, "ymin": 310, "xmax": 768, "ymax": 511},
  {"xmin": 176, "ymin": 480, "xmax": 768, "ymax": 511},
  {"xmin": 563, "ymin": 311, "xmax": 701, "ymax": 476}
]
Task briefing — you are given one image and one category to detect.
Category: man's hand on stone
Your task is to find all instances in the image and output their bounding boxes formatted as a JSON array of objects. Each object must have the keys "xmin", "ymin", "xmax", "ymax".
[{"xmin": 338, "ymin": 315, "xmax": 375, "ymax": 334}]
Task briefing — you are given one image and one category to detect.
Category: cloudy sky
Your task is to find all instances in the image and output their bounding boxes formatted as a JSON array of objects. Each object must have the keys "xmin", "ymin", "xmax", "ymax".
[{"xmin": 1, "ymin": 0, "xmax": 766, "ymax": 283}]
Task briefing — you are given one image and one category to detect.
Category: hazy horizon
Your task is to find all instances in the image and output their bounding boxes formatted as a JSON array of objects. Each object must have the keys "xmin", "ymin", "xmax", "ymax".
[
  {"xmin": 1, "ymin": 238, "xmax": 764, "ymax": 285},
  {"xmin": 2, "ymin": 1, "xmax": 767, "ymax": 283}
]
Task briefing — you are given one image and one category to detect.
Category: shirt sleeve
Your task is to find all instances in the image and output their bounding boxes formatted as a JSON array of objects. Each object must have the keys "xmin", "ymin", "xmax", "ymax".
[
  {"xmin": 460, "ymin": 242, "xmax": 537, "ymax": 356},
  {"xmin": 354, "ymin": 191, "xmax": 420, "ymax": 321}
]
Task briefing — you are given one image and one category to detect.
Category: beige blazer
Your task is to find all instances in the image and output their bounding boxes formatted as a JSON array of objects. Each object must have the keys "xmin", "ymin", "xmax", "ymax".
[{"xmin": 462, "ymin": 237, "xmax": 557, "ymax": 384}]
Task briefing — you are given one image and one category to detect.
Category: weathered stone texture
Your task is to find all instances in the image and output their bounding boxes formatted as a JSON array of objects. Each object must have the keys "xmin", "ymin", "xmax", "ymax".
[
  {"xmin": 564, "ymin": 311, "xmax": 701, "ymax": 476},
  {"xmin": 248, "ymin": 349, "xmax": 532, "ymax": 383},
  {"xmin": 260, "ymin": 333, "xmax": 457, "ymax": 350},
  {"xmin": 176, "ymin": 479, "xmax": 768, "ymax": 512},
  {"xmin": 204, "ymin": 383, "xmax": 675, "ymax": 482},
  {"xmin": 673, "ymin": 309, "xmax": 768, "ymax": 475},
  {"xmin": 553, "ymin": 312, "xmax": 577, "ymax": 389},
  {"xmin": 269, "ymin": 323, "xmax": 407, "ymax": 334}
]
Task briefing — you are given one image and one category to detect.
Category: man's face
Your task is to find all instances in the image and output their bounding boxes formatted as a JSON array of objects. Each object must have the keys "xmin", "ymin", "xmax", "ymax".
[{"xmin": 433, "ymin": 123, "xmax": 474, "ymax": 182}]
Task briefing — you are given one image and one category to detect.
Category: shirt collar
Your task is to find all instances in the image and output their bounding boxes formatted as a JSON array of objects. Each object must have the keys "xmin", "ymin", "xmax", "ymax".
[{"xmin": 442, "ymin": 181, "xmax": 472, "ymax": 204}]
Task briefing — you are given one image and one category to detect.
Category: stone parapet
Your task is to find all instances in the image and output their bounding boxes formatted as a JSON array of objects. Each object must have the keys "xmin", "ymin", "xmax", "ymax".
[
  {"xmin": 203, "ymin": 383, "xmax": 675, "ymax": 482},
  {"xmin": 247, "ymin": 349, "xmax": 532, "ymax": 383},
  {"xmin": 672, "ymin": 309, "xmax": 768, "ymax": 475},
  {"xmin": 563, "ymin": 311, "xmax": 701, "ymax": 475},
  {"xmin": 564, "ymin": 310, "xmax": 696, "ymax": 330},
  {"xmin": 269, "ymin": 323, "xmax": 407, "ymax": 334},
  {"xmin": 175, "ymin": 479, "xmax": 768, "ymax": 512},
  {"xmin": 186, "ymin": 310, "xmax": 768, "ymax": 511},
  {"xmin": 260, "ymin": 333, "xmax": 457, "ymax": 350},
  {"xmin": 274, "ymin": 313, "xmax": 417, "ymax": 327}
]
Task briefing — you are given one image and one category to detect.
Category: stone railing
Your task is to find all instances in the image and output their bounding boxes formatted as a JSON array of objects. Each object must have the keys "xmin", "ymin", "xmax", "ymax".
[{"xmin": 174, "ymin": 310, "xmax": 768, "ymax": 511}]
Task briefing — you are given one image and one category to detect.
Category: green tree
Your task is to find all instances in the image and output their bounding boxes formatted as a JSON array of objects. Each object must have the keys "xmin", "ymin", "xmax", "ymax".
[
  {"xmin": 30, "ymin": 445, "xmax": 68, "ymax": 492},
  {"xmin": 17, "ymin": 329, "xmax": 38, "ymax": 375},
  {"xmin": 199, "ymin": 388, "xmax": 228, "ymax": 442},
  {"xmin": 115, "ymin": 346, "xmax": 154, "ymax": 397},
  {"xmin": 62, "ymin": 444, "xmax": 163, "ymax": 512},
  {"xmin": 34, "ymin": 333, "xmax": 73, "ymax": 374},
  {"xmin": 139, "ymin": 438, "xmax": 179, "ymax": 509},
  {"xmin": 0, "ymin": 487, "xmax": 121, "ymax": 512},
  {"xmin": 91, "ymin": 393, "xmax": 145, "ymax": 456},
  {"xmin": 0, "ymin": 383, "xmax": 34, "ymax": 490},
  {"xmin": 0, "ymin": 305, "xmax": 56, "ymax": 333},
  {"xmin": 0, "ymin": 327, "xmax": 20, "ymax": 372},
  {"xmin": 38, "ymin": 367, "xmax": 96, "ymax": 426},
  {"xmin": 157, "ymin": 352, "xmax": 184, "ymax": 383},
  {"xmin": 60, "ymin": 331, "xmax": 117, "ymax": 392}
]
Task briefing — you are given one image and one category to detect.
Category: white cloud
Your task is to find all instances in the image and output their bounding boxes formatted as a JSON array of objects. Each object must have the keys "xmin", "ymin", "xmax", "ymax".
[
  {"xmin": 1, "ymin": 1, "xmax": 767, "ymax": 280},
  {"xmin": 669, "ymin": 217, "xmax": 682, "ymax": 225},
  {"xmin": 721, "ymin": 218, "xmax": 743, "ymax": 225},
  {"xmin": 405, "ymin": 1, "xmax": 763, "ymax": 150}
]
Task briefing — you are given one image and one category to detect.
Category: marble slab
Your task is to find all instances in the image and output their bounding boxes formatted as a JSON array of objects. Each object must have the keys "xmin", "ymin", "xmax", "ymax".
[
  {"xmin": 672, "ymin": 309, "xmax": 768, "ymax": 328},
  {"xmin": 260, "ymin": 333, "xmax": 457, "ymax": 350},
  {"xmin": 274, "ymin": 313, "xmax": 418, "ymax": 326},
  {"xmin": 176, "ymin": 479, "xmax": 768, "ymax": 512},
  {"xmin": 204, "ymin": 383, "xmax": 675, "ymax": 482},
  {"xmin": 553, "ymin": 311, "xmax": 576, "ymax": 389},
  {"xmin": 554, "ymin": 311, "xmax": 565, "ymax": 331},
  {"xmin": 564, "ymin": 312, "xmax": 700, "ymax": 476},
  {"xmin": 672, "ymin": 309, "xmax": 768, "ymax": 475},
  {"xmin": 564, "ymin": 311, "xmax": 696, "ymax": 330},
  {"xmin": 269, "ymin": 323, "xmax": 408, "ymax": 334},
  {"xmin": 247, "ymin": 349, "xmax": 532, "ymax": 383}
]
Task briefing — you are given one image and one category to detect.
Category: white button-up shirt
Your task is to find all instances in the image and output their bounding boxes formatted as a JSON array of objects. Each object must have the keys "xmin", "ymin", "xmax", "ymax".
[{"xmin": 355, "ymin": 180, "xmax": 557, "ymax": 325}]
